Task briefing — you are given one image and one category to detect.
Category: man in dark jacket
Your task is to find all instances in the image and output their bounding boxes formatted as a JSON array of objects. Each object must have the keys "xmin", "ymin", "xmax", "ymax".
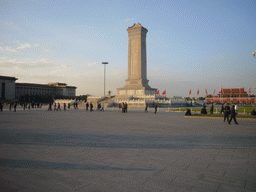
[
  {"xmin": 229, "ymin": 105, "xmax": 238, "ymax": 124},
  {"xmin": 90, "ymin": 102, "xmax": 93, "ymax": 112},
  {"xmin": 14, "ymin": 103, "xmax": 17, "ymax": 112},
  {"xmin": 224, "ymin": 103, "xmax": 230, "ymax": 122},
  {"xmin": 154, "ymin": 104, "xmax": 157, "ymax": 114},
  {"xmin": 86, "ymin": 102, "xmax": 89, "ymax": 111},
  {"xmin": 210, "ymin": 103, "xmax": 214, "ymax": 114}
]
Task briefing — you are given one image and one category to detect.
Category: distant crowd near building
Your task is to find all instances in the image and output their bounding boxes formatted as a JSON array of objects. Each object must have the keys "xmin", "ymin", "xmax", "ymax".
[
  {"xmin": 0, "ymin": 75, "xmax": 77, "ymax": 102},
  {"xmin": 205, "ymin": 88, "xmax": 255, "ymax": 104}
]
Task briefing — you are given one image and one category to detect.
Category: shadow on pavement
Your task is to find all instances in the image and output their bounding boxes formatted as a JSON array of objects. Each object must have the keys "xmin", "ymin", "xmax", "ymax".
[
  {"xmin": 0, "ymin": 128, "xmax": 255, "ymax": 149},
  {"xmin": 0, "ymin": 158, "xmax": 156, "ymax": 171}
]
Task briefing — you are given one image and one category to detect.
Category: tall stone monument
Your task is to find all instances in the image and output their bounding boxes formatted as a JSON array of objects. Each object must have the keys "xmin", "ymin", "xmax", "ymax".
[{"xmin": 117, "ymin": 23, "xmax": 157, "ymax": 96}]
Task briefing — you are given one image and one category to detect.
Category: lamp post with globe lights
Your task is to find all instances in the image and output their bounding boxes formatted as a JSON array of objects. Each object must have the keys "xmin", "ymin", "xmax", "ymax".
[{"xmin": 253, "ymin": 51, "xmax": 256, "ymax": 58}]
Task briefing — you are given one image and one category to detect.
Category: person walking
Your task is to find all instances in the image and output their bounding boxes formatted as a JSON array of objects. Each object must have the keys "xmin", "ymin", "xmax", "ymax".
[
  {"xmin": 58, "ymin": 103, "xmax": 61, "ymax": 111},
  {"xmin": 0, "ymin": 102, "xmax": 3, "ymax": 111},
  {"xmin": 48, "ymin": 103, "xmax": 52, "ymax": 111},
  {"xmin": 14, "ymin": 103, "xmax": 17, "ymax": 112},
  {"xmin": 229, "ymin": 105, "xmax": 238, "ymax": 124},
  {"xmin": 86, "ymin": 102, "xmax": 89, "ymax": 111},
  {"xmin": 101, "ymin": 103, "xmax": 104, "ymax": 111},
  {"xmin": 54, "ymin": 103, "xmax": 57, "ymax": 111},
  {"xmin": 64, "ymin": 103, "xmax": 66, "ymax": 111},
  {"xmin": 90, "ymin": 102, "xmax": 93, "ymax": 112},
  {"xmin": 9, "ymin": 102, "xmax": 12, "ymax": 111},
  {"xmin": 154, "ymin": 103, "xmax": 157, "ymax": 114},
  {"xmin": 124, "ymin": 102, "xmax": 128, "ymax": 113},
  {"xmin": 210, "ymin": 103, "xmax": 214, "ymax": 114},
  {"xmin": 97, "ymin": 103, "xmax": 100, "ymax": 111},
  {"xmin": 68, "ymin": 103, "xmax": 70, "ymax": 109},
  {"xmin": 220, "ymin": 103, "xmax": 224, "ymax": 114},
  {"xmin": 122, "ymin": 102, "xmax": 125, "ymax": 113},
  {"xmin": 224, "ymin": 103, "xmax": 230, "ymax": 122},
  {"xmin": 145, "ymin": 103, "xmax": 148, "ymax": 113}
]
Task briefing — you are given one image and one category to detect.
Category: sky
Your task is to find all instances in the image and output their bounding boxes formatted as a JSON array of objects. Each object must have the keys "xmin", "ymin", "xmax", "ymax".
[{"xmin": 0, "ymin": 0, "xmax": 255, "ymax": 97}]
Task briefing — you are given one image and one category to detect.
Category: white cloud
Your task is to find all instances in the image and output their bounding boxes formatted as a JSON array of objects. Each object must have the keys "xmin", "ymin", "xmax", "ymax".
[
  {"xmin": 0, "ymin": 56, "xmax": 54, "ymax": 69},
  {"xmin": 125, "ymin": 17, "xmax": 135, "ymax": 22},
  {"xmin": 0, "ymin": 42, "xmax": 51, "ymax": 53}
]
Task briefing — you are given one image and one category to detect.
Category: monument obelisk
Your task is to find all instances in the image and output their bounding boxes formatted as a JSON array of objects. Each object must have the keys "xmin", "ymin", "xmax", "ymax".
[{"xmin": 117, "ymin": 23, "xmax": 157, "ymax": 96}]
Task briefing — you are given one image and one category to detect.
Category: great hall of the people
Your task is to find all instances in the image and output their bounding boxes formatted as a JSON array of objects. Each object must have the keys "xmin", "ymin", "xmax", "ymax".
[{"xmin": 0, "ymin": 75, "xmax": 76, "ymax": 101}]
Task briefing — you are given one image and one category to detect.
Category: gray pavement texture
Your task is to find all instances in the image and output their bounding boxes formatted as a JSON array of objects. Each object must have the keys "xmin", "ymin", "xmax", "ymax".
[{"xmin": 0, "ymin": 107, "xmax": 256, "ymax": 192}]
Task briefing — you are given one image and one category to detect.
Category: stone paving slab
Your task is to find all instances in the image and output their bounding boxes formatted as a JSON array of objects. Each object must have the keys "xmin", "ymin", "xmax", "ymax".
[{"xmin": 0, "ymin": 109, "xmax": 256, "ymax": 191}]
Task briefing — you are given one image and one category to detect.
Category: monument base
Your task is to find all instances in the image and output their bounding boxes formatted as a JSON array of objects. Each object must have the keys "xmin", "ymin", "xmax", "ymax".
[{"xmin": 116, "ymin": 87, "xmax": 157, "ymax": 99}]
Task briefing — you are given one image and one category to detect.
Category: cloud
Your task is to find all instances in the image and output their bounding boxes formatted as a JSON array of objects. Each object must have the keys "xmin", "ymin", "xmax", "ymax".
[
  {"xmin": 0, "ymin": 42, "xmax": 51, "ymax": 53},
  {"xmin": 125, "ymin": 17, "xmax": 135, "ymax": 22},
  {"xmin": 0, "ymin": 57, "xmax": 54, "ymax": 69}
]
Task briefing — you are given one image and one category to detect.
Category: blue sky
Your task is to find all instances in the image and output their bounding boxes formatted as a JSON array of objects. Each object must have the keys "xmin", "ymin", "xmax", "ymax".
[{"xmin": 0, "ymin": 0, "xmax": 255, "ymax": 97}]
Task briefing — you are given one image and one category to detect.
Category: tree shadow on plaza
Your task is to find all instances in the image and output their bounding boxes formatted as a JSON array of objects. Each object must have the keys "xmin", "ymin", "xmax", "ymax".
[
  {"xmin": 0, "ymin": 158, "xmax": 156, "ymax": 171},
  {"xmin": 0, "ymin": 128, "xmax": 255, "ymax": 149}
]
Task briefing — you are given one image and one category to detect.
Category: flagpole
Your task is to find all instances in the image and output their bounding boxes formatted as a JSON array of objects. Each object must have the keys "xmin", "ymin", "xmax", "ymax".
[{"xmin": 239, "ymin": 88, "xmax": 240, "ymax": 104}]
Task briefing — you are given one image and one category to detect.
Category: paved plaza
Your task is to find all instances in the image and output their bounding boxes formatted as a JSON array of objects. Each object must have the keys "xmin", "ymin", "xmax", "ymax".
[{"xmin": 0, "ymin": 107, "xmax": 256, "ymax": 191}]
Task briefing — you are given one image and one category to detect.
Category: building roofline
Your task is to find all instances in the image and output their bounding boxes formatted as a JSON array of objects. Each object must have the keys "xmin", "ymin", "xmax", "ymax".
[
  {"xmin": 0, "ymin": 75, "xmax": 18, "ymax": 81},
  {"xmin": 15, "ymin": 82, "xmax": 77, "ymax": 89}
]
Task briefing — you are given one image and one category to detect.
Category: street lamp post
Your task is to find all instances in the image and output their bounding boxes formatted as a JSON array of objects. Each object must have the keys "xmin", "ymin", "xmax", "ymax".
[{"xmin": 102, "ymin": 62, "xmax": 108, "ymax": 96}]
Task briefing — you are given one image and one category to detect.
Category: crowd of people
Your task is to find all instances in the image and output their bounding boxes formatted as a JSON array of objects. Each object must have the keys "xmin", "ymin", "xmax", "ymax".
[
  {"xmin": 1, "ymin": 101, "xmax": 256, "ymax": 122},
  {"xmin": 199, "ymin": 103, "xmax": 239, "ymax": 124},
  {"xmin": 0, "ymin": 102, "xmax": 44, "ymax": 112}
]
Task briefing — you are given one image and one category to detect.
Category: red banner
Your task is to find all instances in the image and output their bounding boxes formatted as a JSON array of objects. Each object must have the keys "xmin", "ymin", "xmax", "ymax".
[
  {"xmin": 205, "ymin": 89, "xmax": 208, "ymax": 95},
  {"xmin": 162, "ymin": 90, "xmax": 166, "ymax": 95},
  {"xmin": 189, "ymin": 89, "xmax": 191, "ymax": 95},
  {"xmin": 230, "ymin": 88, "xmax": 233, "ymax": 95},
  {"xmin": 213, "ymin": 88, "xmax": 215, "ymax": 95},
  {"xmin": 197, "ymin": 89, "xmax": 199, "ymax": 95},
  {"xmin": 156, "ymin": 90, "xmax": 160, "ymax": 95}
]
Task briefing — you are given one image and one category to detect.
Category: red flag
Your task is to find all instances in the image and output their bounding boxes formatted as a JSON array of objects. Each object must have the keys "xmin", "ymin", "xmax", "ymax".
[
  {"xmin": 197, "ymin": 89, "xmax": 199, "ymax": 95},
  {"xmin": 189, "ymin": 89, "xmax": 191, "ymax": 95},
  {"xmin": 205, "ymin": 89, "xmax": 208, "ymax": 95},
  {"xmin": 213, "ymin": 88, "xmax": 215, "ymax": 95},
  {"xmin": 222, "ymin": 88, "xmax": 225, "ymax": 95},
  {"xmin": 156, "ymin": 90, "xmax": 160, "ymax": 95},
  {"xmin": 162, "ymin": 90, "xmax": 166, "ymax": 95},
  {"xmin": 230, "ymin": 88, "xmax": 233, "ymax": 95},
  {"xmin": 239, "ymin": 87, "xmax": 241, "ymax": 94},
  {"xmin": 249, "ymin": 87, "xmax": 251, "ymax": 93},
  {"xmin": 220, "ymin": 85, "xmax": 222, "ymax": 88}
]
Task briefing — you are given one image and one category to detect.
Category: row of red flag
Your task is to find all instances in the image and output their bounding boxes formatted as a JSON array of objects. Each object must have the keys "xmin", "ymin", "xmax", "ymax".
[
  {"xmin": 156, "ymin": 87, "xmax": 252, "ymax": 96},
  {"xmin": 188, "ymin": 86, "xmax": 251, "ymax": 95},
  {"xmin": 156, "ymin": 90, "xmax": 166, "ymax": 95}
]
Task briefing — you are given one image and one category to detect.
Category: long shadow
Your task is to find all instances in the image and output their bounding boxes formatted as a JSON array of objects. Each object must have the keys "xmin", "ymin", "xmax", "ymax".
[
  {"xmin": 0, "ymin": 158, "xmax": 155, "ymax": 171},
  {"xmin": 0, "ymin": 128, "xmax": 255, "ymax": 149}
]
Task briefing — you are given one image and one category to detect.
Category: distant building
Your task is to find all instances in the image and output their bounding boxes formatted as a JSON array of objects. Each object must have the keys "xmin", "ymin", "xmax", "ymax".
[
  {"xmin": 0, "ymin": 76, "xmax": 17, "ymax": 101},
  {"xmin": 0, "ymin": 75, "xmax": 76, "ymax": 101},
  {"xmin": 205, "ymin": 88, "xmax": 255, "ymax": 104},
  {"xmin": 15, "ymin": 82, "xmax": 76, "ymax": 99},
  {"xmin": 218, "ymin": 88, "xmax": 248, "ymax": 98}
]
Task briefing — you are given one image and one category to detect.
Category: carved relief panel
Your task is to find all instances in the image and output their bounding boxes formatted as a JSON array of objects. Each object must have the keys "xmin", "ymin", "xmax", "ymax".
[{"xmin": 130, "ymin": 39, "xmax": 139, "ymax": 78}]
